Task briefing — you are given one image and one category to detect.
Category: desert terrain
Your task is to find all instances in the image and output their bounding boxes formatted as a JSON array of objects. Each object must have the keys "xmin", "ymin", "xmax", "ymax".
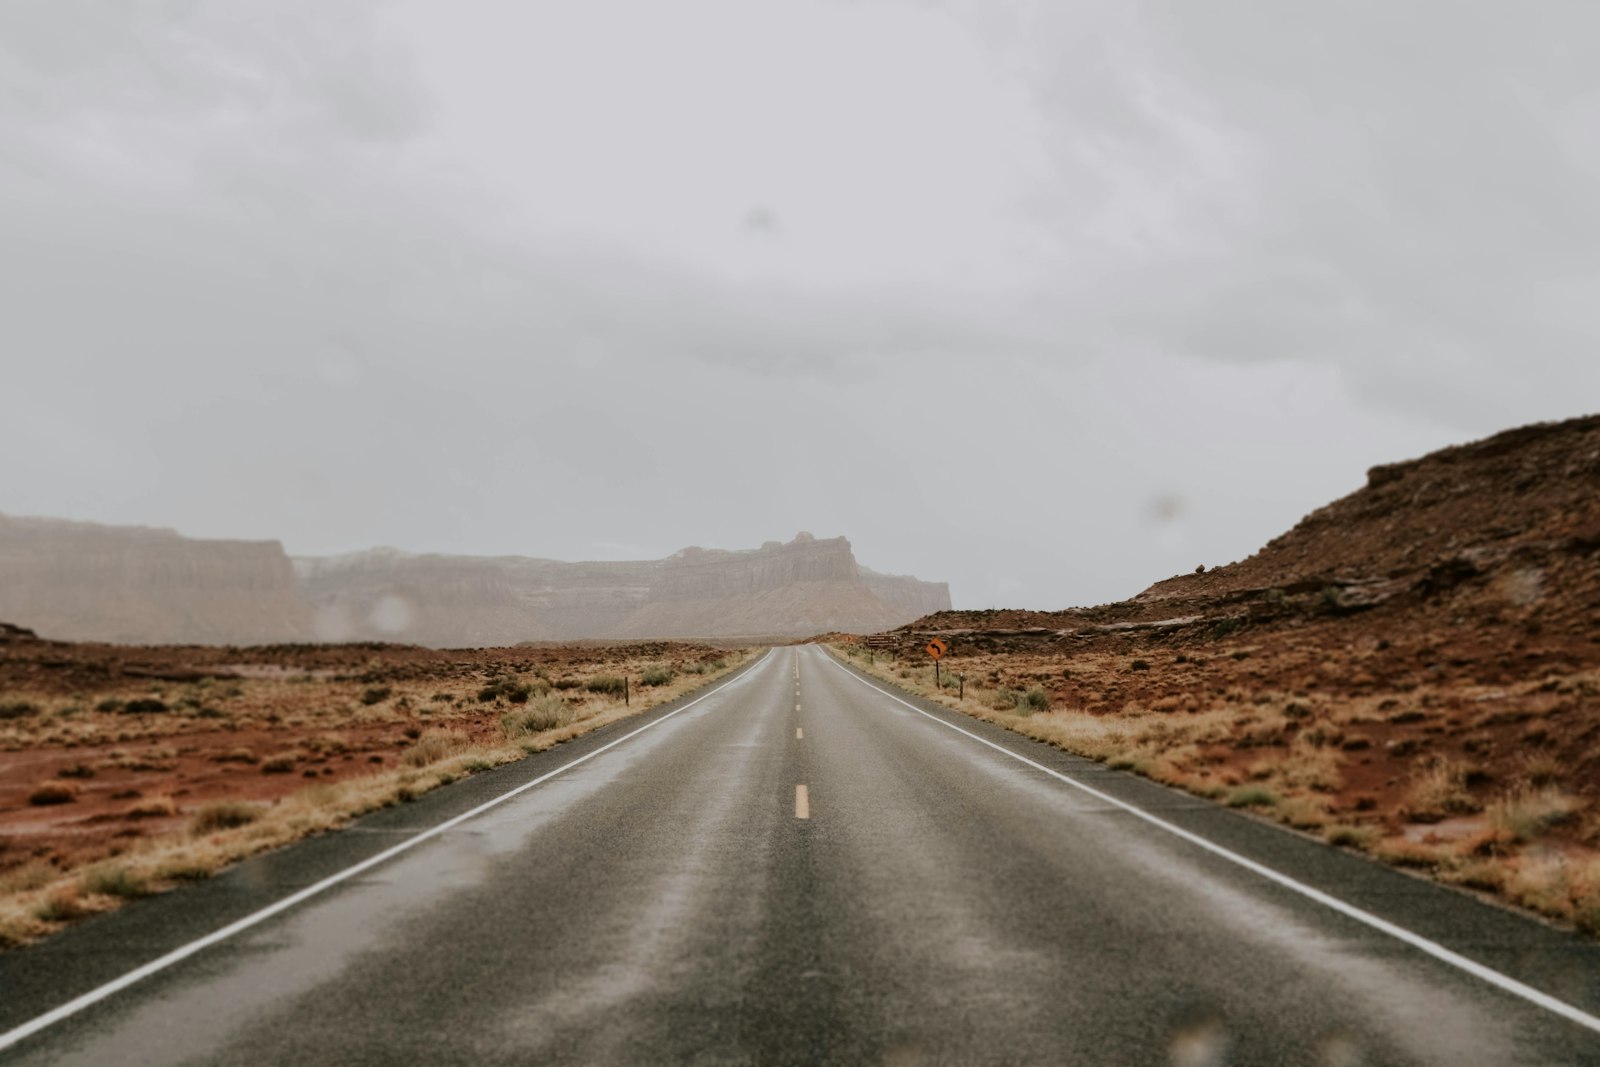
[
  {"xmin": 0, "ymin": 628, "xmax": 750, "ymax": 947},
  {"xmin": 833, "ymin": 414, "xmax": 1600, "ymax": 935}
]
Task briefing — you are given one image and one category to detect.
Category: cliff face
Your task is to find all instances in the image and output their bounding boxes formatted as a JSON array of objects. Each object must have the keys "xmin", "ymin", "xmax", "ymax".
[
  {"xmin": 293, "ymin": 551, "xmax": 657, "ymax": 646},
  {"xmin": 609, "ymin": 534, "xmax": 935, "ymax": 639},
  {"xmin": 298, "ymin": 533, "xmax": 952, "ymax": 644},
  {"xmin": 0, "ymin": 513, "xmax": 309, "ymax": 645}
]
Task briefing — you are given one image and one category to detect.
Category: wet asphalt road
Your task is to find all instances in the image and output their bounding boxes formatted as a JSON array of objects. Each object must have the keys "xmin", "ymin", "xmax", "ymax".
[{"xmin": 2, "ymin": 645, "xmax": 1599, "ymax": 1065}]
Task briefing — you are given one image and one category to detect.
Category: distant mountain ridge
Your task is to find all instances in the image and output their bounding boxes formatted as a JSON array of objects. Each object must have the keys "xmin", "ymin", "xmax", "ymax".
[{"xmin": 0, "ymin": 517, "xmax": 949, "ymax": 645}]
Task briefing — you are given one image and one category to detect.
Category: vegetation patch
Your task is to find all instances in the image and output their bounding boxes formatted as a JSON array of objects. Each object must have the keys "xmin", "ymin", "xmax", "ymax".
[
  {"xmin": 189, "ymin": 801, "xmax": 260, "ymax": 835},
  {"xmin": 28, "ymin": 783, "xmax": 78, "ymax": 806},
  {"xmin": 501, "ymin": 698, "xmax": 575, "ymax": 738},
  {"xmin": 640, "ymin": 666, "xmax": 675, "ymax": 687}
]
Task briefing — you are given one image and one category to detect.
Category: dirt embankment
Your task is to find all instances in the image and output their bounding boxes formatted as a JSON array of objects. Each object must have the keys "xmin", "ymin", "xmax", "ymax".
[
  {"xmin": 838, "ymin": 414, "xmax": 1600, "ymax": 934},
  {"xmin": 0, "ymin": 628, "xmax": 749, "ymax": 948}
]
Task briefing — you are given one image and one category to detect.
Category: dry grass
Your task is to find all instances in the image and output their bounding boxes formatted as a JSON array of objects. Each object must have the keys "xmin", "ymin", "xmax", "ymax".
[
  {"xmin": 500, "ymin": 697, "xmax": 577, "ymax": 739},
  {"xmin": 401, "ymin": 728, "xmax": 470, "ymax": 768},
  {"xmin": 1487, "ymin": 787, "xmax": 1583, "ymax": 844},
  {"xmin": 1403, "ymin": 760, "xmax": 1484, "ymax": 823},
  {"xmin": 125, "ymin": 796, "xmax": 176, "ymax": 819},
  {"xmin": 188, "ymin": 801, "xmax": 260, "ymax": 835}
]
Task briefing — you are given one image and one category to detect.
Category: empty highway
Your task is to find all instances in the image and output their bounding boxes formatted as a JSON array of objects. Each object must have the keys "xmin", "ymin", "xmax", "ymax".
[{"xmin": 3, "ymin": 646, "xmax": 1598, "ymax": 1065}]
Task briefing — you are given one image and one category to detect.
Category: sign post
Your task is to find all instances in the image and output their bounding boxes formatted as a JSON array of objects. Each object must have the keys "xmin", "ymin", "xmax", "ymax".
[{"xmin": 925, "ymin": 637, "xmax": 948, "ymax": 688}]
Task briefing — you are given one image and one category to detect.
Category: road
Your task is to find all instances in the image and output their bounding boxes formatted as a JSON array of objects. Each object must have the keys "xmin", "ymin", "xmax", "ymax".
[{"xmin": 3, "ymin": 646, "xmax": 1598, "ymax": 1065}]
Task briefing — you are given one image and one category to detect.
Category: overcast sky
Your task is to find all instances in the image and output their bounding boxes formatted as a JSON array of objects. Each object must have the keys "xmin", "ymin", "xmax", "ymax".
[{"xmin": 3, "ymin": 1, "xmax": 1598, "ymax": 609}]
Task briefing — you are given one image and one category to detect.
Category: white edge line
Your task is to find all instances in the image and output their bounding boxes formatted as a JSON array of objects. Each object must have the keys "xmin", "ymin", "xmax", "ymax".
[
  {"xmin": 822, "ymin": 649, "xmax": 1600, "ymax": 1036},
  {"xmin": 0, "ymin": 650, "xmax": 774, "ymax": 1054}
]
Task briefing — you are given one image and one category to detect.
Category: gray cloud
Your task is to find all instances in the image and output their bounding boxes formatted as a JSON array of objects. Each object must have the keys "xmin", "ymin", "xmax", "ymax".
[{"xmin": 1, "ymin": 0, "xmax": 1595, "ymax": 611}]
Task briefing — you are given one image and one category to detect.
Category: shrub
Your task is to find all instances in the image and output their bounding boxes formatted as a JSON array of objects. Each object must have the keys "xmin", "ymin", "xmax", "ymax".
[
  {"xmin": 1488, "ymin": 787, "xmax": 1580, "ymax": 843},
  {"xmin": 501, "ymin": 697, "xmax": 574, "ymax": 738},
  {"xmin": 95, "ymin": 698, "xmax": 124, "ymax": 713},
  {"xmin": 640, "ymin": 666, "xmax": 675, "ymax": 687},
  {"xmin": 34, "ymin": 886, "xmax": 91, "ymax": 923},
  {"xmin": 585, "ymin": 675, "xmax": 627, "ymax": 696},
  {"xmin": 0, "ymin": 700, "xmax": 38, "ymax": 720},
  {"xmin": 126, "ymin": 796, "xmax": 176, "ymax": 819},
  {"xmin": 80, "ymin": 866, "xmax": 149, "ymax": 899},
  {"xmin": 1325, "ymin": 824, "xmax": 1379, "ymax": 849},
  {"xmin": 57, "ymin": 763, "xmax": 95, "ymax": 779},
  {"xmin": 478, "ymin": 678, "xmax": 535, "ymax": 704},
  {"xmin": 28, "ymin": 782, "xmax": 78, "ymax": 806},
  {"xmin": 1022, "ymin": 687, "xmax": 1051, "ymax": 712},
  {"xmin": 1404, "ymin": 760, "xmax": 1483, "ymax": 823},
  {"xmin": 1227, "ymin": 786, "xmax": 1278, "ymax": 809},
  {"xmin": 189, "ymin": 801, "xmax": 259, "ymax": 834},
  {"xmin": 360, "ymin": 686, "xmax": 392, "ymax": 706},
  {"xmin": 212, "ymin": 747, "xmax": 258, "ymax": 764},
  {"xmin": 402, "ymin": 728, "xmax": 470, "ymax": 768},
  {"xmin": 260, "ymin": 753, "xmax": 297, "ymax": 774},
  {"xmin": 551, "ymin": 678, "xmax": 581, "ymax": 690},
  {"xmin": 120, "ymin": 698, "xmax": 168, "ymax": 715},
  {"xmin": 1210, "ymin": 617, "xmax": 1245, "ymax": 639},
  {"xmin": 1129, "ymin": 660, "xmax": 1151, "ymax": 672}
]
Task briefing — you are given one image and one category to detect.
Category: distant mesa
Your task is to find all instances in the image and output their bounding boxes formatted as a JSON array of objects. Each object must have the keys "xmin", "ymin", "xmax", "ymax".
[{"xmin": 0, "ymin": 519, "xmax": 949, "ymax": 646}]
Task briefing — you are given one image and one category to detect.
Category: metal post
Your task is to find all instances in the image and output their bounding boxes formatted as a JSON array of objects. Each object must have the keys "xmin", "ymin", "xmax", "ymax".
[
  {"xmin": 625, "ymin": 677, "xmax": 630, "ymax": 706},
  {"xmin": 960, "ymin": 674, "xmax": 965, "ymax": 700}
]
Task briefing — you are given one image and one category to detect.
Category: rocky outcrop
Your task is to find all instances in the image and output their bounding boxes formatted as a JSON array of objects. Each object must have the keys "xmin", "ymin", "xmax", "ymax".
[
  {"xmin": 0, "ymin": 514, "xmax": 310, "ymax": 645},
  {"xmin": 298, "ymin": 533, "xmax": 952, "ymax": 644},
  {"xmin": 1136, "ymin": 412, "xmax": 1600, "ymax": 604}
]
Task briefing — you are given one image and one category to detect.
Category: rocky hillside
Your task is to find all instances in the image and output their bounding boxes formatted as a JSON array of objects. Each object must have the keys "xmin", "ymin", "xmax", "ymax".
[
  {"xmin": 299, "ymin": 533, "xmax": 949, "ymax": 644},
  {"xmin": 0, "ymin": 514, "xmax": 309, "ymax": 645},
  {"xmin": 0, "ymin": 515, "xmax": 948, "ymax": 645},
  {"xmin": 1137, "ymin": 413, "xmax": 1600, "ymax": 614},
  {"xmin": 893, "ymin": 414, "xmax": 1600, "ymax": 645}
]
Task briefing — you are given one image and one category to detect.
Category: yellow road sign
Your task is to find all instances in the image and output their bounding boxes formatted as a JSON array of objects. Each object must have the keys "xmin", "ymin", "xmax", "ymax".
[{"xmin": 926, "ymin": 638, "xmax": 948, "ymax": 660}]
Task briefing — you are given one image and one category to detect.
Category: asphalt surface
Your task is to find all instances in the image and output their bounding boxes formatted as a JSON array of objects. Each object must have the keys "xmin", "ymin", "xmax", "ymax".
[{"xmin": 3, "ymin": 645, "xmax": 1599, "ymax": 1065}]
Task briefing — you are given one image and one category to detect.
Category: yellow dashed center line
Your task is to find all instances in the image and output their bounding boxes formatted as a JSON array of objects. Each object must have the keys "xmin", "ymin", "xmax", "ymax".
[
  {"xmin": 795, "ymin": 784, "xmax": 810, "ymax": 819},
  {"xmin": 796, "ymin": 727, "xmax": 803, "ymax": 740}
]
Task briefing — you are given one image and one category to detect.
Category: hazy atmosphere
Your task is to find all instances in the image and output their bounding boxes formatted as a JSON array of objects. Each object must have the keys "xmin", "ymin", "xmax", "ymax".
[{"xmin": 4, "ymin": 0, "xmax": 1598, "ymax": 608}]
